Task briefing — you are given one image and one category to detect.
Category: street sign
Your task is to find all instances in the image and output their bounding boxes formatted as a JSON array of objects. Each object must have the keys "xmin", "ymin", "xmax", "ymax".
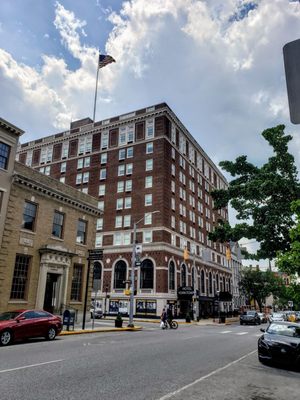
[
  {"xmin": 88, "ymin": 249, "xmax": 103, "ymax": 260},
  {"xmin": 135, "ymin": 244, "xmax": 143, "ymax": 254}
]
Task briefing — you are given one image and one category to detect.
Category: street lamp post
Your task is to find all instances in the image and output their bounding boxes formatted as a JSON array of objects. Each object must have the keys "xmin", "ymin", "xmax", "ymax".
[
  {"xmin": 128, "ymin": 210, "xmax": 160, "ymax": 328},
  {"xmin": 104, "ymin": 285, "xmax": 109, "ymax": 317}
]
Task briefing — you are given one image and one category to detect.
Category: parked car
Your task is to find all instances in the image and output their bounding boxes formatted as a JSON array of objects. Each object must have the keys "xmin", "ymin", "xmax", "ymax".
[
  {"xmin": 240, "ymin": 311, "xmax": 261, "ymax": 325},
  {"xmin": 90, "ymin": 308, "xmax": 103, "ymax": 319},
  {"xmin": 0, "ymin": 309, "xmax": 62, "ymax": 346},
  {"xmin": 269, "ymin": 312, "xmax": 285, "ymax": 323},
  {"xmin": 257, "ymin": 312, "xmax": 268, "ymax": 323},
  {"xmin": 258, "ymin": 322, "xmax": 300, "ymax": 368}
]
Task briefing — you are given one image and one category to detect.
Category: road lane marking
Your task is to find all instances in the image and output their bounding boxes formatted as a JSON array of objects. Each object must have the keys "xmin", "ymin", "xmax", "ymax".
[
  {"xmin": 0, "ymin": 359, "xmax": 64, "ymax": 374},
  {"xmin": 156, "ymin": 349, "xmax": 257, "ymax": 400},
  {"xmin": 236, "ymin": 332, "xmax": 248, "ymax": 335},
  {"xmin": 220, "ymin": 330, "xmax": 232, "ymax": 334}
]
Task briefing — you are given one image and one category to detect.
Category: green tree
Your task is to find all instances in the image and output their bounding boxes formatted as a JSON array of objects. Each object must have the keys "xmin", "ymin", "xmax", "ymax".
[
  {"xmin": 274, "ymin": 282, "xmax": 300, "ymax": 311},
  {"xmin": 276, "ymin": 200, "xmax": 300, "ymax": 275},
  {"xmin": 209, "ymin": 125, "xmax": 300, "ymax": 260},
  {"xmin": 240, "ymin": 268, "xmax": 283, "ymax": 312}
]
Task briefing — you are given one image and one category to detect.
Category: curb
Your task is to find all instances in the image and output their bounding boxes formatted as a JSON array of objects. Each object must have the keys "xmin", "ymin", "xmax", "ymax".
[{"xmin": 60, "ymin": 326, "xmax": 143, "ymax": 336}]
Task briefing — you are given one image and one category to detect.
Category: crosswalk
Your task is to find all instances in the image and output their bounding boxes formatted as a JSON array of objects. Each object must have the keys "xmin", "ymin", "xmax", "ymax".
[{"xmin": 220, "ymin": 330, "xmax": 261, "ymax": 337}]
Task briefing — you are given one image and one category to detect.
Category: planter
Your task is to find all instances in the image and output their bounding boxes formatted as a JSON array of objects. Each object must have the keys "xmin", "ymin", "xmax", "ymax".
[
  {"xmin": 185, "ymin": 316, "xmax": 191, "ymax": 323},
  {"xmin": 115, "ymin": 319, "xmax": 123, "ymax": 328}
]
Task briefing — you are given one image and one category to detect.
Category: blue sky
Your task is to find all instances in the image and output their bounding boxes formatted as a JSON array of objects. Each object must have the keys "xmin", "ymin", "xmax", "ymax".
[{"xmin": 1, "ymin": 0, "xmax": 300, "ymax": 261}]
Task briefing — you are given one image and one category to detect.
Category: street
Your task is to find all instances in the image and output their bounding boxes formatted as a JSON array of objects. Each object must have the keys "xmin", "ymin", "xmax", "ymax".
[{"xmin": 0, "ymin": 322, "xmax": 299, "ymax": 400}]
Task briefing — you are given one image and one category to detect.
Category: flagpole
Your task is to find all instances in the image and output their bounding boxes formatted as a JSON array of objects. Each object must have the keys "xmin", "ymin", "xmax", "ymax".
[{"xmin": 93, "ymin": 58, "xmax": 100, "ymax": 121}]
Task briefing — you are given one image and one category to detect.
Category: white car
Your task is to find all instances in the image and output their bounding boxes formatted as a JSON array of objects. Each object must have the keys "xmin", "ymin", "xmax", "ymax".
[
  {"xmin": 269, "ymin": 312, "xmax": 285, "ymax": 323},
  {"xmin": 90, "ymin": 308, "xmax": 103, "ymax": 319}
]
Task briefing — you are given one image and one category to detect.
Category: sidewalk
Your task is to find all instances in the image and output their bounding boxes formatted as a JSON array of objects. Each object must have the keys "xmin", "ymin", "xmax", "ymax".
[{"xmin": 60, "ymin": 316, "xmax": 239, "ymax": 335}]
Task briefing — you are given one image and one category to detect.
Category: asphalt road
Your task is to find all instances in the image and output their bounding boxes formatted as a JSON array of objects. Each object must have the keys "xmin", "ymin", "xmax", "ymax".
[{"xmin": 0, "ymin": 323, "xmax": 299, "ymax": 400}]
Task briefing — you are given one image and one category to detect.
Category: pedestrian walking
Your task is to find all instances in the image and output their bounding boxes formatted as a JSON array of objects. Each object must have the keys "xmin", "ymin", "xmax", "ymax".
[{"xmin": 160, "ymin": 308, "xmax": 167, "ymax": 329}]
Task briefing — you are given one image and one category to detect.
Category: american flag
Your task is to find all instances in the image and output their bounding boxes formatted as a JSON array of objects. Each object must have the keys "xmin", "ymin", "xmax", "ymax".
[{"xmin": 98, "ymin": 54, "xmax": 116, "ymax": 69}]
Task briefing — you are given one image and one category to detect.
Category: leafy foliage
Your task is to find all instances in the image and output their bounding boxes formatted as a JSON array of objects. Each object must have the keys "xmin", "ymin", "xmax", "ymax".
[
  {"xmin": 239, "ymin": 268, "xmax": 284, "ymax": 312},
  {"xmin": 276, "ymin": 200, "xmax": 300, "ymax": 275},
  {"xmin": 274, "ymin": 282, "xmax": 300, "ymax": 310},
  {"xmin": 209, "ymin": 125, "xmax": 300, "ymax": 260}
]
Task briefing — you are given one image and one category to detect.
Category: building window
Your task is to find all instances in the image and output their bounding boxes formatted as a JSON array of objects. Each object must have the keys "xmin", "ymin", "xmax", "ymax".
[
  {"xmin": 145, "ymin": 176, "xmax": 153, "ymax": 188},
  {"xmin": 146, "ymin": 142, "xmax": 153, "ymax": 154},
  {"xmin": 95, "ymin": 233, "xmax": 103, "ymax": 248},
  {"xmin": 83, "ymin": 172, "xmax": 89, "ymax": 183},
  {"xmin": 143, "ymin": 231, "xmax": 152, "ymax": 243},
  {"xmin": 115, "ymin": 216, "xmax": 122, "ymax": 228},
  {"xmin": 77, "ymin": 158, "xmax": 84, "ymax": 169},
  {"xmin": 96, "ymin": 218, "xmax": 103, "ymax": 230},
  {"xmin": 124, "ymin": 197, "xmax": 132, "ymax": 209},
  {"xmin": 100, "ymin": 168, "xmax": 106, "ymax": 180},
  {"xmin": 101, "ymin": 131, "xmax": 109, "ymax": 149},
  {"xmin": 146, "ymin": 119, "xmax": 154, "ymax": 138},
  {"xmin": 117, "ymin": 181, "xmax": 124, "ymax": 193},
  {"xmin": 60, "ymin": 177, "xmax": 65, "ymax": 183},
  {"xmin": 76, "ymin": 219, "xmax": 87, "ymax": 244},
  {"xmin": 60, "ymin": 162, "xmax": 67, "ymax": 173},
  {"xmin": 171, "ymin": 164, "xmax": 175, "ymax": 176},
  {"xmin": 126, "ymin": 163, "xmax": 133, "ymax": 175},
  {"xmin": 10, "ymin": 255, "xmax": 31, "ymax": 299},
  {"xmin": 119, "ymin": 149, "xmax": 126, "ymax": 160},
  {"xmin": 171, "ymin": 215, "xmax": 175, "ymax": 228},
  {"xmin": 116, "ymin": 198, "xmax": 123, "ymax": 210},
  {"xmin": 127, "ymin": 147, "xmax": 133, "ymax": 158},
  {"xmin": 22, "ymin": 201, "xmax": 37, "ymax": 231},
  {"xmin": 125, "ymin": 180, "xmax": 132, "ymax": 192},
  {"xmin": 84, "ymin": 157, "xmax": 90, "ymax": 167},
  {"xmin": 118, "ymin": 165, "xmax": 125, "ymax": 176},
  {"xmin": 144, "ymin": 213, "xmax": 152, "ymax": 225},
  {"xmin": 169, "ymin": 261, "xmax": 175, "ymax": 290},
  {"xmin": 45, "ymin": 166, "xmax": 51, "ymax": 175},
  {"xmin": 76, "ymin": 173, "xmax": 82, "ymax": 184},
  {"xmin": 114, "ymin": 260, "xmax": 127, "ymax": 289},
  {"xmin": 124, "ymin": 215, "xmax": 131, "ymax": 227},
  {"xmin": 98, "ymin": 201, "xmax": 104, "ymax": 211},
  {"xmin": 100, "ymin": 153, "xmax": 107, "ymax": 164},
  {"xmin": 146, "ymin": 159, "xmax": 153, "ymax": 171},
  {"xmin": 181, "ymin": 264, "xmax": 187, "ymax": 287},
  {"xmin": 145, "ymin": 194, "xmax": 152, "ymax": 206},
  {"xmin": 52, "ymin": 211, "xmax": 64, "ymax": 238},
  {"xmin": 71, "ymin": 264, "xmax": 83, "ymax": 301},
  {"xmin": 99, "ymin": 184, "xmax": 105, "ymax": 196},
  {"xmin": 62, "ymin": 141, "xmax": 69, "ymax": 158},
  {"xmin": 140, "ymin": 259, "xmax": 154, "ymax": 288}
]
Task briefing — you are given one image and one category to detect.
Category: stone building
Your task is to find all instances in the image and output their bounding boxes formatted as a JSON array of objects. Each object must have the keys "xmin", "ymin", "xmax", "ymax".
[
  {"xmin": 17, "ymin": 102, "xmax": 240, "ymax": 318},
  {"xmin": 0, "ymin": 119, "xmax": 101, "ymax": 320}
]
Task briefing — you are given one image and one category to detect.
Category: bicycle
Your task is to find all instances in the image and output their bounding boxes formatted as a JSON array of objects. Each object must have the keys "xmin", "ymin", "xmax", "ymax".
[{"xmin": 164, "ymin": 320, "xmax": 178, "ymax": 329}]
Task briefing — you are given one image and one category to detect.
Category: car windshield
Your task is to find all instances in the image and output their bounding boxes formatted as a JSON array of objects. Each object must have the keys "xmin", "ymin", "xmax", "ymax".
[
  {"xmin": 272, "ymin": 313, "xmax": 283, "ymax": 318},
  {"xmin": 267, "ymin": 324, "xmax": 300, "ymax": 338},
  {"xmin": 0, "ymin": 311, "xmax": 21, "ymax": 321},
  {"xmin": 244, "ymin": 311, "xmax": 255, "ymax": 315}
]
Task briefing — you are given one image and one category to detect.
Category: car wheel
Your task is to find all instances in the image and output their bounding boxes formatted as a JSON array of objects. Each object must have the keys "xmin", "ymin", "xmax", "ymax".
[
  {"xmin": 240, "ymin": 321, "xmax": 243, "ymax": 325},
  {"xmin": 0, "ymin": 330, "xmax": 13, "ymax": 346},
  {"xmin": 46, "ymin": 327, "xmax": 57, "ymax": 341}
]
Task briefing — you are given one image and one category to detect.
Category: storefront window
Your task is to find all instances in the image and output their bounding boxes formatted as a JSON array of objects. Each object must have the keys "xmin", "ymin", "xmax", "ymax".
[
  {"xmin": 140, "ymin": 259, "xmax": 154, "ymax": 289},
  {"xmin": 169, "ymin": 261, "xmax": 175, "ymax": 290},
  {"xmin": 136, "ymin": 300, "xmax": 157, "ymax": 315},
  {"xmin": 181, "ymin": 264, "xmax": 187, "ymax": 287}
]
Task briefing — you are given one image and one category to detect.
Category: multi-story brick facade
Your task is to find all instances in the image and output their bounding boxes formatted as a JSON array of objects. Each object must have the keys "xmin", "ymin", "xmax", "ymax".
[
  {"xmin": 0, "ymin": 157, "xmax": 101, "ymax": 320},
  {"xmin": 17, "ymin": 102, "xmax": 238, "ymax": 318}
]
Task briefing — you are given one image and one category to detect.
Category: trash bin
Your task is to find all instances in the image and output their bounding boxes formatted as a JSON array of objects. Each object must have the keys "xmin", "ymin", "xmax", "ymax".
[
  {"xmin": 63, "ymin": 309, "xmax": 75, "ymax": 331},
  {"xmin": 219, "ymin": 315, "xmax": 226, "ymax": 323}
]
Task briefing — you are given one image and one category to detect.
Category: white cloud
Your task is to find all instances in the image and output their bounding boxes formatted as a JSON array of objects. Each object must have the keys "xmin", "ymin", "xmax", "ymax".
[{"xmin": 0, "ymin": 0, "xmax": 299, "ymax": 173}]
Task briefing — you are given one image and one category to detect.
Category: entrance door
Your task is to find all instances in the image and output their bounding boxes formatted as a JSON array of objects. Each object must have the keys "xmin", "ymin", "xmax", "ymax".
[{"xmin": 44, "ymin": 273, "xmax": 59, "ymax": 313}]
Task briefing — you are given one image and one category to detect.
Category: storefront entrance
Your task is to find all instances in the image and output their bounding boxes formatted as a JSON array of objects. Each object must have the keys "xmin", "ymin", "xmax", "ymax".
[{"xmin": 43, "ymin": 273, "xmax": 60, "ymax": 313}]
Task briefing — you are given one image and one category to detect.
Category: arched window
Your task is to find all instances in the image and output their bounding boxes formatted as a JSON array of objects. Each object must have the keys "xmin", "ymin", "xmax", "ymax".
[
  {"xmin": 181, "ymin": 264, "xmax": 187, "ymax": 287},
  {"xmin": 216, "ymin": 274, "xmax": 219, "ymax": 291},
  {"xmin": 228, "ymin": 278, "xmax": 231, "ymax": 293},
  {"xmin": 209, "ymin": 272, "xmax": 213, "ymax": 294},
  {"xmin": 201, "ymin": 270, "xmax": 205, "ymax": 293},
  {"xmin": 93, "ymin": 261, "xmax": 102, "ymax": 291},
  {"xmin": 169, "ymin": 261, "xmax": 175, "ymax": 290},
  {"xmin": 114, "ymin": 260, "xmax": 126, "ymax": 289},
  {"xmin": 140, "ymin": 259, "xmax": 154, "ymax": 289},
  {"xmin": 223, "ymin": 276, "xmax": 226, "ymax": 291}
]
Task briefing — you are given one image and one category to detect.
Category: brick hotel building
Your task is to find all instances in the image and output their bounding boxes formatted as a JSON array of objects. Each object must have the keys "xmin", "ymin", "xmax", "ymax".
[{"xmin": 17, "ymin": 102, "xmax": 237, "ymax": 319}]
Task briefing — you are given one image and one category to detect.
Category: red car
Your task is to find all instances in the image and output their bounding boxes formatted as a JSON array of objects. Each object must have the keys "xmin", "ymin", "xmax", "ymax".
[{"xmin": 0, "ymin": 309, "xmax": 62, "ymax": 346}]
